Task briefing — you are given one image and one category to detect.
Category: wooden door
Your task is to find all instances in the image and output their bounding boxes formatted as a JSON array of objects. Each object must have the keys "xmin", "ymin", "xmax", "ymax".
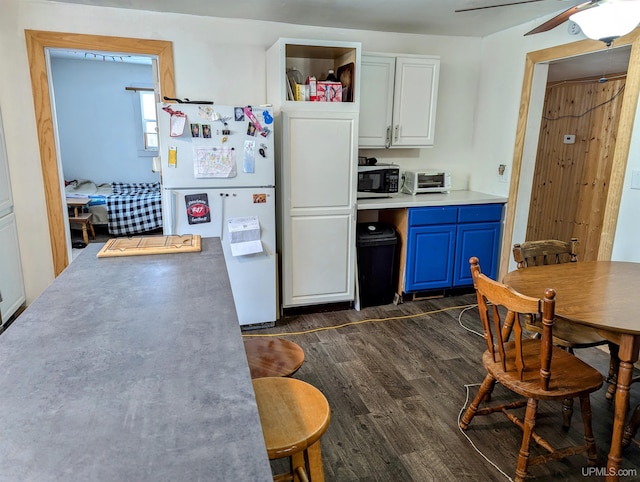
[{"xmin": 526, "ymin": 75, "xmax": 625, "ymax": 260}]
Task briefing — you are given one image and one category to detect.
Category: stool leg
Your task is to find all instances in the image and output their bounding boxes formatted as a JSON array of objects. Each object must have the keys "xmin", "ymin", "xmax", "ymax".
[
  {"xmin": 88, "ymin": 220, "xmax": 95, "ymax": 240},
  {"xmin": 291, "ymin": 451, "xmax": 307, "ymax": 482},
  {"xmin": 306, "ymin": 441, "xmax": 325, "ymax": 482},
  {"xmin": 81, "ymin": 224, "xmax": 89, "ymax": 244}
]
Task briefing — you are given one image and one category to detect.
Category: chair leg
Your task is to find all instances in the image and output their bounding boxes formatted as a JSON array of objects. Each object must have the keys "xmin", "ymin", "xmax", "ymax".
[
  {"xmin": 579, "ymin": 395, "xmax": 598, "ymax": 466},
  {"xmin": 460, "ymin": 374, "xmax": 496, "ymax": 430},
  {"xmin": 561, "ymin": 398, "xmax": 574, "ymax": 431},
  {"xmin": 515, "ymin": 398, "xmax": 538, "ymax": 482},
  {"xmin": 622, "ymin": 404, "xmax": 640, "ymax": 448}
]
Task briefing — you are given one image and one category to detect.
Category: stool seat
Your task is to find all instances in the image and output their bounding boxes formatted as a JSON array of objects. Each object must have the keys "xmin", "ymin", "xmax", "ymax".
[
  {"xmin": 253, "ymin": 377, "xmax": 330, "ymax": 481},
  {"xmin": 244, "ymin": 338, "xmax": 305, "ymax": 378}
]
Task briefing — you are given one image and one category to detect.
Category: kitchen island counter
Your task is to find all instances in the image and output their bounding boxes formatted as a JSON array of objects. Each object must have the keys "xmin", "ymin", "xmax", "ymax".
[
  {"xmin": 0, "ymin": 239, "xmax": 272, "ymax": 481},
  {"xmin": 357, "ymin": 190, "xmax": 508, "ymax": 210}
]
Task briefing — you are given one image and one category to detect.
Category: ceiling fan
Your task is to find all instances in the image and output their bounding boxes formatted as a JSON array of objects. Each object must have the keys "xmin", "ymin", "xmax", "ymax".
[{"xmin": 454, "ymin": 0, "xmax": 599, "ymax": 36}]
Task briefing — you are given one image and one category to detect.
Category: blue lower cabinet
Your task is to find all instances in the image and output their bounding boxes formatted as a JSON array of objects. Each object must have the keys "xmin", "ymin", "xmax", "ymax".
[
  {"xmin": 453, "ymin": 222, "xmax": 501, "ymax": 286},
  {"xmin": 405, "ymin": 225, "xmax": 456, "ymax": 291},
  {"xmin": 404, "ymin": 204, "xmax": 503, "ymax": 293}
]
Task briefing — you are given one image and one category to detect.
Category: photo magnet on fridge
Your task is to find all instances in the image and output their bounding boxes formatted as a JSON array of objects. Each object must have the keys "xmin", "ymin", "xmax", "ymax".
[{"xmin": 185, "ymin": 193, "xmax": 211, "ymax": 225}]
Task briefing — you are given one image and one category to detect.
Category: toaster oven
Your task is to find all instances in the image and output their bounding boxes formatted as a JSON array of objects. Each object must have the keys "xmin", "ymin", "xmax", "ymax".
[{"xmin": 402, "ymin": 170, "xmax": 451, "ymax": 194}]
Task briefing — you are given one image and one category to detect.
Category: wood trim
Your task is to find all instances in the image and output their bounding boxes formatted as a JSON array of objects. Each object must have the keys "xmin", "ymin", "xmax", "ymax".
[
  {"xmin": 24, "ymin": 30, "xmax": 175, "ymax": 276},
  {"xmin": 499, "ymin": 31, "xmax": 640, "ymax": 280}
]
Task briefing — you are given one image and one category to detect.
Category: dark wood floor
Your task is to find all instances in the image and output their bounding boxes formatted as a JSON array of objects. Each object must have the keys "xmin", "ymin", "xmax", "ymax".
[{"xmin": 245, "ymin": 293, "xmax": 640, "ymax": 481}]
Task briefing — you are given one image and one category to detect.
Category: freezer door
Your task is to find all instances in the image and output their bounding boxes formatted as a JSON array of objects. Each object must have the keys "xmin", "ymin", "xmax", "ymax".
[{"xmin": 157, "ymin": 104, "xmax": 275, "ymax": 189}]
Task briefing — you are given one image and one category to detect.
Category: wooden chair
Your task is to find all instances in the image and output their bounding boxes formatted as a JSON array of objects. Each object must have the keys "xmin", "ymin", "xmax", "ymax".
[
  {"xmin": 513, "ymin": 238, "xmax": 618, "ymax": 429},
  {"xmin": 460, "ymin": 257, "xmax": 603, "ymax": 482},
  {"xmin": 253, "ymin": 377, "xmax": 331, "ymax": 482}
]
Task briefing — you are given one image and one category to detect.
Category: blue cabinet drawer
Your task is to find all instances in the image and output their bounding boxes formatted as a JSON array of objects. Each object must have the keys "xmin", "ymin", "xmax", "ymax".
[
  {"xmin": 457, "ymin": 204, "xmax": 503, "ymax": 223},
  {"xmin": 409, "ymin": 206, "xmax": 457, "ymax": 227}
]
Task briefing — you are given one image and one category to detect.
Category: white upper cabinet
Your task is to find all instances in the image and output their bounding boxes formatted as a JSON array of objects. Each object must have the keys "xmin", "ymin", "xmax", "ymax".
[{"xmin": 359, "ymin": 54, "xmax": 440, "ymax": 148}]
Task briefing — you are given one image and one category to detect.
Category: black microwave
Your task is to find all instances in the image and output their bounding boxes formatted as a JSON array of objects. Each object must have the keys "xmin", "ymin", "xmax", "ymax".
[{"xmin": 357, "ymin": 164, "xmax": 400, "ymax": 198}]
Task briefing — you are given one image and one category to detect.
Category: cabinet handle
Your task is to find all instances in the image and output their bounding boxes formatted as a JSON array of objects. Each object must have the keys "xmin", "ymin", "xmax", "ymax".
[
  {"xmin": 385, "ymin": 126, "xmax": 391, "ymax": 148},
  {"xmin": 352, "ymin": 203, "xmax": 357, "ymax": 221},
  {"xmin": 394, "ymin": 125, "xmax": 399, "ymax": 142}
]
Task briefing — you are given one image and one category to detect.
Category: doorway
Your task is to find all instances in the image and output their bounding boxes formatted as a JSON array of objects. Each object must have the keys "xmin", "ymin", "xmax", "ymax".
[
  {"xmin": 499, "ymin": 32, "xmax": 640, "ymax": 277},
  {"xmin": 525, "ymin": 49, "xmax": 629, "ymax": 261},
  {"xmin": 24, "ymin": 30, "xmax": 175, "ymax": 276}
]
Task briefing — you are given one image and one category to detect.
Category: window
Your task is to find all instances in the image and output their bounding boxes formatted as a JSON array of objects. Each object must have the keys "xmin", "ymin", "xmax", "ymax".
[{"xmin": 140, "ymin": 90, "xmax": 158, "ymax": 152}]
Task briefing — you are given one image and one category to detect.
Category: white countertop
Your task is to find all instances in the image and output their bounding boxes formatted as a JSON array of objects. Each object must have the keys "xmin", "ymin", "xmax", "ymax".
[{"xmin": 357, "ymin": 190, "xmax": 508, "ymax": 210}]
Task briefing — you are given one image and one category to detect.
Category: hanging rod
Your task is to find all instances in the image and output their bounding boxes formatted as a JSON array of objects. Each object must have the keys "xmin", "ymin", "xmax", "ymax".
[{"xmin": 125, "ymin": 87, "xmax": 154, "ymax": 92}]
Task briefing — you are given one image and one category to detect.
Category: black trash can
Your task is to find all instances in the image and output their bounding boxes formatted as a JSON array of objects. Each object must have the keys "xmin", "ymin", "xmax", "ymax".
[{"xmin": 356, "ymin": 222, "xmax": 398, "ymax": 308}]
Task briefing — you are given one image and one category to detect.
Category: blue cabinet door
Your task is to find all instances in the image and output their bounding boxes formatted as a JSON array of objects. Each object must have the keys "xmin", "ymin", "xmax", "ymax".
[
  {"xmin": 405, "ymin": 224, "xmax": 456, "ymax": 291},
  {"xmin": 453, "ymin": 221, "xmax": 501, "ymax": 286}
]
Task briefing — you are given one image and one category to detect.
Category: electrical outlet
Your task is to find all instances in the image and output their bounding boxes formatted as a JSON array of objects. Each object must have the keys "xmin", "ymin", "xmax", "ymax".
[{"xmin": 498, "ymin": 164, "xmax": 508, "ymax": 183}]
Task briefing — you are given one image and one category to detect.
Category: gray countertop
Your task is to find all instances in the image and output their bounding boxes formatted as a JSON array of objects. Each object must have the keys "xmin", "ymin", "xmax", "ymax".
[
  {"xmin": 0, "ymin": 239, "xmax": 272, "ymax": 481},
  {"xmin": 357, "ymin": 190, "xmax": 508, "ymax": 210}
]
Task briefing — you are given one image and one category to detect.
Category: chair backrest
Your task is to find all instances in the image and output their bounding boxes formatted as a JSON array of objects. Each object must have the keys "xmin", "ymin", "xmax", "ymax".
[
  {"xmin": 469, "ymin": 257, "xmax": 556, "ymax": 390},
  {"xmin": 513, "ymin": 238, "xmax": 578, "ymax": 269}
]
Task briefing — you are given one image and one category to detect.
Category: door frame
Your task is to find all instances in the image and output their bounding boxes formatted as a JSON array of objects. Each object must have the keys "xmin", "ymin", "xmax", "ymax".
[
  {"xmin": 499, "ymin": 30, "xmax": 640, "ymax": 279},
  {"xmin": 24, "ymin": 30, "xmax": 175, "ymax": 276}
]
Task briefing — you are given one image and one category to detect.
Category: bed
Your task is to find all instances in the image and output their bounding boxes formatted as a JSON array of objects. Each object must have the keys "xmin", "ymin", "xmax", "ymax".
[{"xmin": 65, "ymin": 180, "xmax": 163, "ymax": 236}]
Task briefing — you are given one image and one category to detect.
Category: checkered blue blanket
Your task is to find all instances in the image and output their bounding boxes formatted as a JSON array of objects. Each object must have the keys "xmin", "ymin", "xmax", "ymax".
[{"xmin": 107, "ymin": 183, "xmax": 163, "ymax": 236}]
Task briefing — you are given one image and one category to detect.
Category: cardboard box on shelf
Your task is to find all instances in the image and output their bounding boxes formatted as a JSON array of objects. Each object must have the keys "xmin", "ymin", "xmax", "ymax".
[
  {"xmin": 316, "ymin": 81, "xmax": 342, "ymax": 102},
  {"xmin": 294, "ymin": 83, "xmax": 309, "ymax": 101}
]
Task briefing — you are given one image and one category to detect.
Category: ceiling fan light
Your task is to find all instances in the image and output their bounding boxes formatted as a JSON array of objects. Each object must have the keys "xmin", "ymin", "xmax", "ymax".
[{"xmin": 570, "ymin": 1, "xmax": 640, "ymax": 44}]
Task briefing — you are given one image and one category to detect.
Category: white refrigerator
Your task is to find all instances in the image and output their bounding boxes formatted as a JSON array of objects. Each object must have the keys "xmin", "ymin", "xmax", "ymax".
[{"xmin": 157, "ymin": 103, "xmax": 277, "ymax": 327}]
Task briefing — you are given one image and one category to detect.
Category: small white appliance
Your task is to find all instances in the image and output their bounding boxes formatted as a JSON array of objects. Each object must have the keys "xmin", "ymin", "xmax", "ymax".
[{"xmin": 402, "ymin": 170, "xmax": 451, "ymax": 194}]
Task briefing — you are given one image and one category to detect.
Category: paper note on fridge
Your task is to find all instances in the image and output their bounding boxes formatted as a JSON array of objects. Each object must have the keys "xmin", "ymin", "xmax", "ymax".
[{"xmin": 228, "ymin": 216, "xmax": 263, "ymax": 256}]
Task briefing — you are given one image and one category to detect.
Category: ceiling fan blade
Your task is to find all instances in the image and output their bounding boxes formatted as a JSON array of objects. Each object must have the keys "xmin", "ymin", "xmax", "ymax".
[
  {"xmin": 455, "ymin": 0, "xmax": 543, "ymax": 13},
  {"xmin": 524, "ymin": 1, "xmax": 596, "ymax": 36}
]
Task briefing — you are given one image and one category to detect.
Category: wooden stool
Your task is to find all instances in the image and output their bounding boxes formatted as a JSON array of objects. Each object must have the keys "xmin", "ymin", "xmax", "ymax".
[
  {"xmin": 244, "ymin": 338, "xmax": 305, "ymax": 378},
  {"xmin": 69, "ymin": 212, "xmax": 96, "ymax": 245},
  {"xmin": 253, "ymin": 377, "xmax": 330, "ymax": 482}
]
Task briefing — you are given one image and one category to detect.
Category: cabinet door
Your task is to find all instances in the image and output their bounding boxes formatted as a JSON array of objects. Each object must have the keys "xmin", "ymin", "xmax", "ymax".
[
  {"xmin": 0, "ymin": 109, "xmax": 13, "ymax": 218},
  {"xmin": 0, "ymin": 213, "xmax": 25, "ymax": 321},
  {"xmin": 453, "ymin": 222, "xmax": 501, "ymax": 287},
  {"xmin": 392, "ymin": 57, "xmax": 440, "ymax": 147},
  {"xmin": 280, "ymin": 111, "xmax": 357, "ymax": 307},
  {"xmin": 358, "ymin": 55, "xmax": 395, "ymax": 148},
  {"xmin": 405, "ymin": 224, "xmax": 456, "ymax": 291}
]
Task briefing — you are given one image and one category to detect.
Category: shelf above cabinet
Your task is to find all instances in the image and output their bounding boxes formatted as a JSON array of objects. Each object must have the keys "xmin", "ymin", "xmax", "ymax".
[{"xmin": 266, "ymin": 38, "xmax": 361, "ymax": 111}]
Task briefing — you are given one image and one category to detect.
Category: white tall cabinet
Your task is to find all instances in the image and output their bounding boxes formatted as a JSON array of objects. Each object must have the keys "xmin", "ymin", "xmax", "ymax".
[
  {"xmin": 0, "ymin": 108, "xmax": 25, "ymax": 323},
  {"xmin": 267, "ymin": 38, "xmax": 361, "ymax": 309},
  {"xmin": 359, "ymin": 53, "xmax": 440, "ymax": 148}
]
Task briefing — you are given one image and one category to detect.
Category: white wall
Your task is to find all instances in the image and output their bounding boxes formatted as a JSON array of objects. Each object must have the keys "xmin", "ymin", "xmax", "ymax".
[
  {"xmin": 51, "ymin": 57, "xmax": 159, "ymax": 184},
  {"xmin": 3, "ymin": 0, "xmax": 483, "ymax": 304}
]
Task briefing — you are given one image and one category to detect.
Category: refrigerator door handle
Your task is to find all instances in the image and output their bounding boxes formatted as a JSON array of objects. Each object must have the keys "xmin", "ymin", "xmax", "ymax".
[
  {"xmin": 219, "ymin": 193, "xmax": 225, "ymax": 240},
  {"xmin": 170, "ymin": 190, "xmax": 177, "ymax": 235}
]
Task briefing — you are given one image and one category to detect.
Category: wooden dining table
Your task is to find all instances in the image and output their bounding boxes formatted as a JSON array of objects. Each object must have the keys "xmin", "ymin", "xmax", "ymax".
[{"xmin": 503, "ymin": 261, "xmax": 640, "ymax": 481}]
